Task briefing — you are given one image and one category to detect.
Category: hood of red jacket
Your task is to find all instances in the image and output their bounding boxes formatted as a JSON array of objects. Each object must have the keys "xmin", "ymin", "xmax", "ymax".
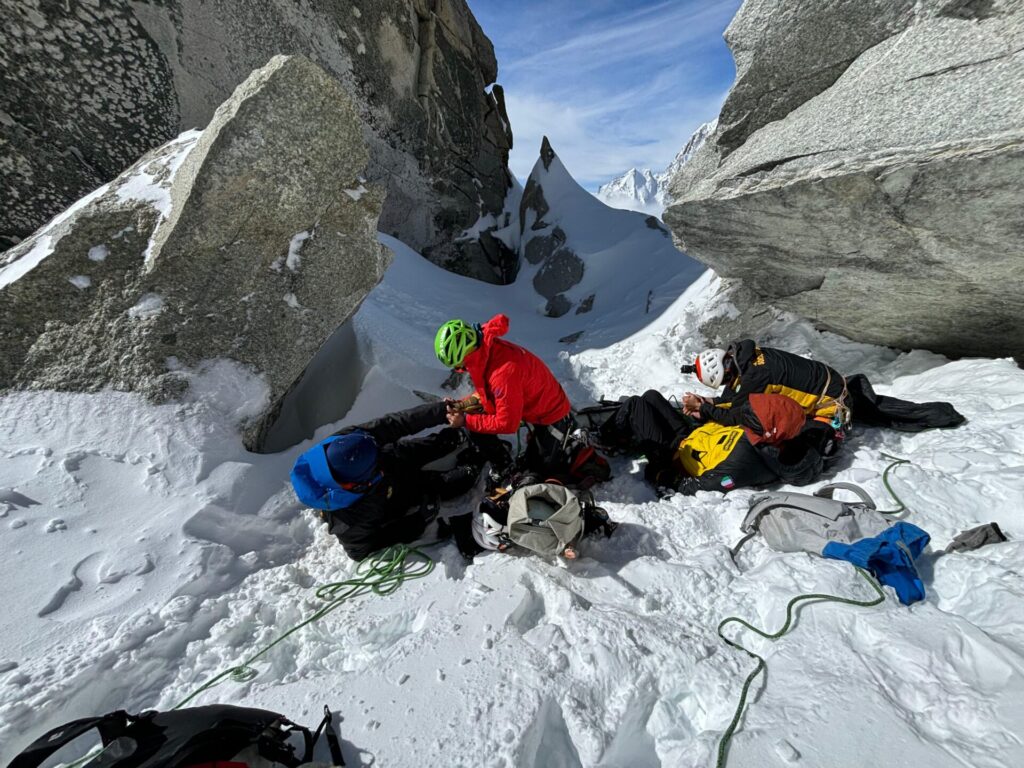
[{"xmin": 464, "ymin": 314, "xmax": 509, "ymax": 368}]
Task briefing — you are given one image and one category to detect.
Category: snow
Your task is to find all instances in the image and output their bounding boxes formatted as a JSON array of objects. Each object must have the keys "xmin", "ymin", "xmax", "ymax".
[
  {"xmin": 113, "ymin": 130, "xmax": 200, "ymax": 220},
  {"xmin": 127, "ymin": 293, "xmax": 165, "ymax": 320},
  {"xmin": 519, "ymin": 149, "xmax": 705, "ymax": 328},
  {"xmin": 2, "ymin": 230, "xmax": 1024, "ymax": 767},
  {"xmin": 68, "ymin": 275, "xmax": 91, "ymax": 290},
  {"xmin": 344, "ymin": 185, "xmax": 368, "ymax": 201},
  {"xmin": 286, "ymin": 230, "xmax": 312, "ymax": 271},
  {"xmin": 87, "ymin": 245, "xmax": 109, "ymax": 262}
]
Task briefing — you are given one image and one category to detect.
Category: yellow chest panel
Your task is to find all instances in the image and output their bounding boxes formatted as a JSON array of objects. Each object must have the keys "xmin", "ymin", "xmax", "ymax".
[{"xmin": 675, "ymin": 423, "xmax": 745, "ymax": 476}]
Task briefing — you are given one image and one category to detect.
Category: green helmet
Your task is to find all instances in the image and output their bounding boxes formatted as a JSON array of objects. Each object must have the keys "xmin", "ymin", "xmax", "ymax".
[{"xmin": 435, "ymin": 319, "xmax": 478, "ymax": 368}]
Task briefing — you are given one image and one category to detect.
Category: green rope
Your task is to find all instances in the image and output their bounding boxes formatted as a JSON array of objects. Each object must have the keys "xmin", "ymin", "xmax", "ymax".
[
  {"xmin": 714, "ymin": 453, "xmax": 912, "ymax": 765},
  {"xmin": 172, "ymin": 544, "xmax": 434, "ymax": 709},
  {"xmin": 877, "ymin": 452, "xmax": 911, "ymax": 514},
  {"xmin": 715, "ymin": 567, "xmax": 885, "ymax": 768}
]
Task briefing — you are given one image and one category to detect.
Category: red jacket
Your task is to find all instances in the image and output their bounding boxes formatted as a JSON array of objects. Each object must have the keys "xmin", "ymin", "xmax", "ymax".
[{"xmin": 463, "ymin": 314, "xmax": 571, "ymax": 434}]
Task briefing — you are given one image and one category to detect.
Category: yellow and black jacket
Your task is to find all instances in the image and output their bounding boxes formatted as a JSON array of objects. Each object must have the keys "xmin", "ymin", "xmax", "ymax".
[
  {"xmin": 670, "ymin": 422, "xmax": 778, "ymax": 494},
  {"xmin": 700, "ymin": 340, "xmax": 846, "ymax": 423}
]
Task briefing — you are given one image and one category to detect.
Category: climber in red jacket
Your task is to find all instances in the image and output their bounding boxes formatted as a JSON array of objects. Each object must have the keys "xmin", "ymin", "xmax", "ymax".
[{"xmin": 434, "ymin": 314, "xmax": 573, "ymax": 473}]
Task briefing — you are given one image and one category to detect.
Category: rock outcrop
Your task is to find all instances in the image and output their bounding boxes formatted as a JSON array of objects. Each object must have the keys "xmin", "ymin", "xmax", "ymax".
[
  {"xmin": 664, "ymin": 0, "xmax": 1024, "ymax": 358},
  {"xmin": 518, "ymin": 137, "xmax": 705, "ymax": 321},
  {"xmin": 0, "ymin": 56, "xmax": 388, "ymax": 450},
  {"xmin": 0, "ymin": 0, "xmax": 515, "ymax": 282}
]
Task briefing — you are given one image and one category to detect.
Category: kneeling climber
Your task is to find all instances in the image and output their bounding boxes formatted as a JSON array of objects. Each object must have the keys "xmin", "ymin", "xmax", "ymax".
[
  {"xmin": 290, "ymin": 401, "xmax": 485, "ymax": 561},
  {"xmin": 434, "ymin": 314, "xmax": 576, "ymax": 476}
]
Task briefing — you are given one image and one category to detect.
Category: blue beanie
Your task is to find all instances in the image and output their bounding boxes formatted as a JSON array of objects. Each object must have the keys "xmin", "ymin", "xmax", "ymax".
[{"xmin": 325, "ymin": 432, "xmax": 379, "ymax": 484}]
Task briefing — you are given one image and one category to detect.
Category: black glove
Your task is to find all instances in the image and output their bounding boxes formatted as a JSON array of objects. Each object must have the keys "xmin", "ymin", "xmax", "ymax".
[{"xmin": 448, "ymin": 512, "xmax": 482, "ymax": 560}]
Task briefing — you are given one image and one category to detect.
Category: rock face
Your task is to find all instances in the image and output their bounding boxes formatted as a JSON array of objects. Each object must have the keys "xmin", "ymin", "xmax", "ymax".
[
  {"xmin": 520, "ymin": 138, "xmax": 586, "ymax": 316},
  {"xmin": 664, "ymin": 0, "xmax": 1024, "ymax": 358},
  {"xmin": 0, "ymin": 56, "xmax": 388, "ymax": 450},
  {"xmin": 0, "ymin": 0, "xmax": 514, "ymax": 282}
]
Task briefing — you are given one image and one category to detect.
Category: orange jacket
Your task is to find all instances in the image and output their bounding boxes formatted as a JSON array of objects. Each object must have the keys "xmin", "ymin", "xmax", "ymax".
[{"xmin": 463, "ymin": 314, "xmax": 571, "ymax": 434}]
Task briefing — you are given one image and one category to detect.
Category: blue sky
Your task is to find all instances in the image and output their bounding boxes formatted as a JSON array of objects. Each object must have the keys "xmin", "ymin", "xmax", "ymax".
[{"xmin": 467, "ymin": 0, "xmax": 743, "ymax": 190}]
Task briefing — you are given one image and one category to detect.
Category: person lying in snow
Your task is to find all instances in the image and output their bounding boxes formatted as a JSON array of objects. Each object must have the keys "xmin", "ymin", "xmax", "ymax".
[
  {"xmin": 681, "ymin": 340, "xmax": 850, "ymax": 459},
  {"xmin": 290, "ymin": 401, "xmax": 485, "ymax": 561},
  {"xmin": 599, "ymin": 389, "xmax": 824, "ymax": 495},
  {"xmin": 434, "ymin": 314, "xmax": 576, "ymax": 476},
  {"xmin": 681, "ymin": 340, "xmax": 966, "ymax": 444}
]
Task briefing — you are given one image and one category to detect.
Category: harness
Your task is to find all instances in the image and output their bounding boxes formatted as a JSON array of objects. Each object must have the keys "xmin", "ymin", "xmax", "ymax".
[{"xmin": 812, "ymin": 368, "xmax": 852, "ymax": 429}]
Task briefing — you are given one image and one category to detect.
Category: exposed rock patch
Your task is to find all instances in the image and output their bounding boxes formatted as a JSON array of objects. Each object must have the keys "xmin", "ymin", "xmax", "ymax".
[
  {"xmin": 0, "ymin": 56, "xmax": 388, "ymax": 450},
  {"xmin": 0, "ymin": 0, "xmax": 515, "ymax": 282}
]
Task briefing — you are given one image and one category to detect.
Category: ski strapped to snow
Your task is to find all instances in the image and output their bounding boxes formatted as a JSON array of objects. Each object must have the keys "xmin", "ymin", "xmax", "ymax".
[{"xmin": 173, "ymin": 544, "xmax": 435, "ymax": 709}]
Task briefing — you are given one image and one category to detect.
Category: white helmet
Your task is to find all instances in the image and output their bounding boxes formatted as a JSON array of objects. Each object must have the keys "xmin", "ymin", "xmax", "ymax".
[
  {"xmin": 695, "ymin": 348, "xmax": 727, "ymax": 388},
  {"xmin": 471, "ymin": 509, "xmax": 506, "ymax": 551}
]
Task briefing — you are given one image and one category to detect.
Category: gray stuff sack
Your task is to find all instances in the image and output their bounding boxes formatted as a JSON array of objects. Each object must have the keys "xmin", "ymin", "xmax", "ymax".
[
  {"xmin": 506, "ymin": 483, "xmax": 584, "ymax": 556},
  {"xmin": 736, "ymin": 482, "xmax": 892, "ymax": 557}
]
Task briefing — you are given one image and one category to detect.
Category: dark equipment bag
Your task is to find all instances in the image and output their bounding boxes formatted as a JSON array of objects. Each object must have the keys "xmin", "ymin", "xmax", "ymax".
[{"xmin": 8, "ymin": 704, "xmax": 344, "ymax": 768}]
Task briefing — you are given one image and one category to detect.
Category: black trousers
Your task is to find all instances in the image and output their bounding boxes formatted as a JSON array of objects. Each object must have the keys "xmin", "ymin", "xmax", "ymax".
[
  {"xmin": 603, "ymin": 390, "xmax": 691, "ymax": 465},
  {"xmin": 403, "ymin": 428, "xmax": 485, "ymax": 500},
  {"xmin": 467, "ymin": 413, "xmax": 577, "ymax": 477},
  {"xmin": 526, "ymin": 413, "xmax": 577, "ymax": 475}
]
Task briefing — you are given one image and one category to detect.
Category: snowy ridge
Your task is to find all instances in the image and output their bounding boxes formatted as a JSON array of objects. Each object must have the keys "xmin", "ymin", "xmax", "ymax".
[
  {"xmin": 596, "ymin": 120, "xmax": 717, "ymax": 217},
  {"xmin": 517, "ymin": 141, "xmax": 705, "ymax": 321},
  {"xmin": 2, "ymin": 238, "xmax": 1024, "ymax": 766}
]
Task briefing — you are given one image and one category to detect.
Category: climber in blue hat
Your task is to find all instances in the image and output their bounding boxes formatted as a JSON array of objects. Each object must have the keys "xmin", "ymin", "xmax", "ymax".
[{"xmin": 291, "ymin": 401, "xmax": 486, "ymax": 560}]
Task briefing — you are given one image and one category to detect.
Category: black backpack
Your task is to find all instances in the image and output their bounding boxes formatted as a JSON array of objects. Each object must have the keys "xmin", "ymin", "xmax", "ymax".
[{"xmin": 8, "ymin": 704, "xmax": 344, "ymax": 768}]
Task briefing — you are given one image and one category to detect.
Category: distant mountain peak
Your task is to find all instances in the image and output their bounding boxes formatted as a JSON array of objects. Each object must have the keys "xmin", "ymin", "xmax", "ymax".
[{"xmin": 596, "ymin": 119, "xmax": 717, "ymax": 216}]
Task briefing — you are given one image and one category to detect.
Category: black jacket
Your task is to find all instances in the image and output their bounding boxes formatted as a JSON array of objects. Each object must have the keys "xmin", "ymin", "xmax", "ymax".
[
  {"xmin": 324, "ymin": 401, "xmax": 475, "ymax": 560},
  {"xmin": 674, "ymin": 430, "xmax": 779, "ymax": 495},
  {"xmin": 700, "ymin": 340, "xmax": 845, "ymax": 422}
]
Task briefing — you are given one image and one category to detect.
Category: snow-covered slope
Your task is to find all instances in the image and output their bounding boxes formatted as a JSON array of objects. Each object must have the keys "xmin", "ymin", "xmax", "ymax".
[
  {"xmin": 518, "ymin": 141, "xmax": 705, "ymax": 322},
  {"xmin": 597, "ymin": 120, "xmax": 717, "ymax": 216},
  {"xmin": 2, "ymin": 235, "xmax": 1024, "ymax": 768}
]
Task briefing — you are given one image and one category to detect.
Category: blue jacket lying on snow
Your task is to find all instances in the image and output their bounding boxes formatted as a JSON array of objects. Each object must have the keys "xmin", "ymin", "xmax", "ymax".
[{"xmin": 823, "ymin": 522, "xmax": 930, "ymax": 605}]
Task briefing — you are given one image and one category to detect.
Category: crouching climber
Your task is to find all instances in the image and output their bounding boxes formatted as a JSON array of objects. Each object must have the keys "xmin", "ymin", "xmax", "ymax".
[
  {"xmin": 599, "ymin": 389, "xmax": 822, "ymax": 495},
  {"xmin": 682, "ymin": 340, "xmax": 850, "ymax": 458},
  {"xmin": 290, "ymin": 401, "xmax": 485, "ymax": 561},
  {"xmin": 434, "ymin": 314, "xmax": 577, "ymax": 476}
]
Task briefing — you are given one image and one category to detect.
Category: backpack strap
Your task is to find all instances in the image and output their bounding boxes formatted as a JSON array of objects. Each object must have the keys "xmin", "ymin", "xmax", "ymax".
[
  {"xmin": 9, "ymin": 711, "xmax": 133, "ymax": 768},
  {"xmin": 308, "ymin": 705, "xmax": 346, "ymax": 766},
  {"xmin": 814, "ymin": 482, "xmax": 876, "ymax": 508}
]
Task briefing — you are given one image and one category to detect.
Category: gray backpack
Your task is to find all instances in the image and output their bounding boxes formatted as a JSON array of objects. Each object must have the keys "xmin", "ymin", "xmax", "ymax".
[
  {"xmin": 735, "ymin": 482, "xmax": 892, "ymax": 557},
  {"xmin": 506, "ymin": 483, "xmax": 585, "ymax": 557}
]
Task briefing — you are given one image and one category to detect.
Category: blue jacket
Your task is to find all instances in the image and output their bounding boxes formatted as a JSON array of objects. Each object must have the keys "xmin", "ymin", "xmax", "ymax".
[{"xmin": 823, "ymin": 522, "xmax": 930, "ymax": 605}]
